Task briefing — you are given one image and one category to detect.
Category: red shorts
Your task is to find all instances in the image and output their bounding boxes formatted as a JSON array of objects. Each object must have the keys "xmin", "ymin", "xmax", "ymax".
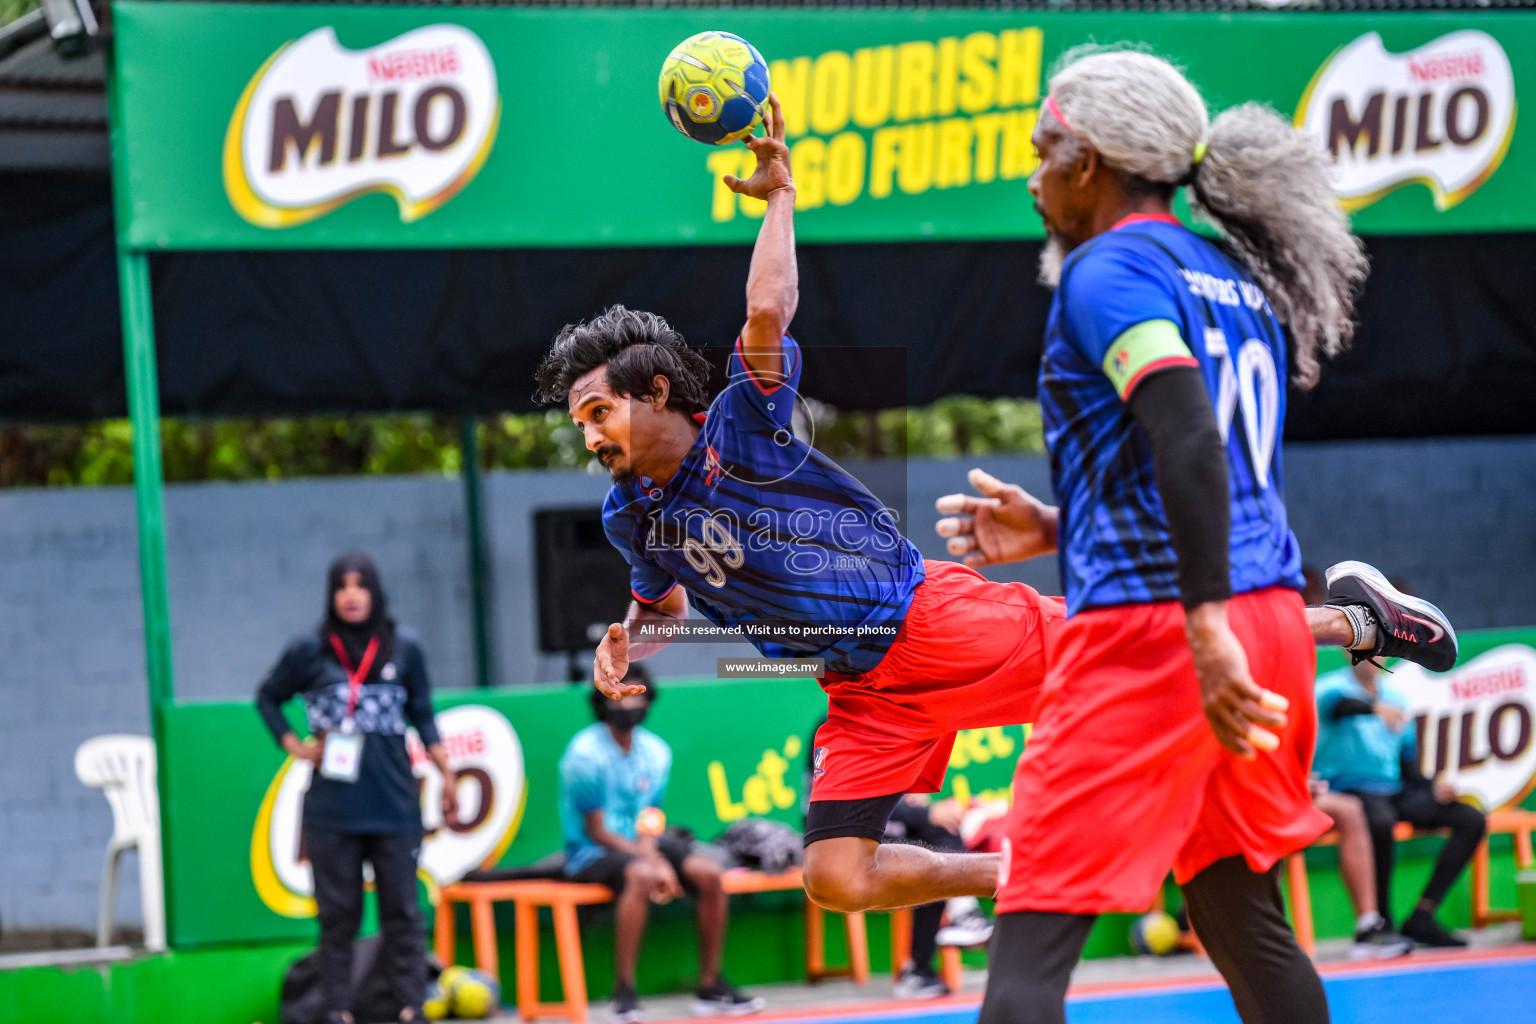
[
  {"xmin": 995, "ymin": 586, "xmax": 1333, "ymax": 914},
  {"xmin": 810, "ymin": 559, "xmax": 1066, "ymax": 802}
]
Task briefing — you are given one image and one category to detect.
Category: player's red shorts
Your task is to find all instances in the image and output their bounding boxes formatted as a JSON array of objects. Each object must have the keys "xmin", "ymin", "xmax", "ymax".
[
  {"xmin": 809, "ymin": 559, "xmax": 1066, "ymax": 808},
  {"xmin": 994, "ymin": 586, "xmax": 1333, "ymax": 914}
]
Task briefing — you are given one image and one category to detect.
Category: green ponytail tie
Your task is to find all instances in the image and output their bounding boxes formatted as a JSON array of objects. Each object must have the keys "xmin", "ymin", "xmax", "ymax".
[{"xmin": 1192, "ymin": 141, "xmax": 1208, "ymax": 166}]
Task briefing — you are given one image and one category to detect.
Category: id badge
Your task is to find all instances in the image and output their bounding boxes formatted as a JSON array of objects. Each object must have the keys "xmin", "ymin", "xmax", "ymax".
[{"xmin": 320, "ymin": 731, "xmax": 365, "ymax": 782}]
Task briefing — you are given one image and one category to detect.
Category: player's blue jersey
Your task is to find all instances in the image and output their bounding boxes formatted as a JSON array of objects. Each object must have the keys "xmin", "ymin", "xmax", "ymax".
[
  {"xmin": 602, "ymin": 336, "xmax": 926, "ymax": 675},
  {"xmin": 1040, "ymin": 215, "xmax": 1304, "ymax": 615}
]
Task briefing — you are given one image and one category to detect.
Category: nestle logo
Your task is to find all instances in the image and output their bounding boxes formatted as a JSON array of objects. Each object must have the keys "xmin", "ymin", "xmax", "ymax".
[
  {"xmin": 1409, "ymin": 51, "xmax": 1484, "ymax": 84},
  {"xmin": 1451, "ymin": 667, "xmax": 1528, "ymax": 702},
  {"xmin": 368, "ymin": 46, "xmax": 461, "ymax": 82}
]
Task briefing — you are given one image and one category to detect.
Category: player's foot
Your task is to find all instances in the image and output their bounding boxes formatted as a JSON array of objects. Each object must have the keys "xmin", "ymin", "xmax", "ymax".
[
  {"xmin": 893, "ymin": 964, "xmax": 951, "ymax": 999},
  {"xmin": 609, "ymin": 981, "xmax": 647, "ymax": 1023},
  {"xmin": 1351, "ymin": 919, "xmax": 1413, "ymax": 959},
  {"xmin": 690, "ymin": 978, "xmax": 765, "ymax": 1017},
  {"xmin": 1401, "ymin": 908, "xmax": 1468, "ymax": 948},
  {"xmin": 1325, "ymin": 561, "xmax": 1458, "ymax": 672},
  {"xmin": 936, "ymin": 897, "xmax": 994, "ymax": 947}
]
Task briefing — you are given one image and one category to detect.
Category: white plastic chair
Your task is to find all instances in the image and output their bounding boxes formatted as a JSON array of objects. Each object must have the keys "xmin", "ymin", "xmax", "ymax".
[{"xmin": 74, "ymin": 735, "xmax": 166, "ymax": 952}]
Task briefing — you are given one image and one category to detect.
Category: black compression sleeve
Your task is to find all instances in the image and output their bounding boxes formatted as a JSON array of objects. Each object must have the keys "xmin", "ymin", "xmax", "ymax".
[
  {"xmin": 1330, "ymin": 697, "xmax": 1376, "ymax": 720},
  {"xmin": 1127, "ymin": 366, "xmax": 1232, "ymax": 609}
]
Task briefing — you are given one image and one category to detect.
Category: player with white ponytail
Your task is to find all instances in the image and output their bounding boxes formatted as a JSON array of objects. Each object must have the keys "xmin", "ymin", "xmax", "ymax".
[
  {"xmin": 975, "ymin": 48, "xmax": 1381, "ymax": 1024},
  {"xmin": 1038, "ymin": 46, "xmax": 1367, "ymax": 385}
]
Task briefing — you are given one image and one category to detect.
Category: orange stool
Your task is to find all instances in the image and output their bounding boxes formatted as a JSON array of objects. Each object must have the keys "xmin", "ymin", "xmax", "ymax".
[
  {"xmin": 435, "ymin": 879, "xmax": 614, "ymax": 1023},
  {"xmin": 1279, "ymin": 812, "xmax": 1536, "ymax": 955},
  {"xmin": 718, "ymin": 868, "xmax": 871, "ymax": 983},
  {"xmin": 435, "ymin": 866, "xmax": 867, "ymax": 1022},
  {"xmin": 1470, "ymin": 808, "xmax": 1536, "ymax": 927},
  {"xmin": 1283, "ymin": 822, "xmax": 1411, "ymax": 956}
]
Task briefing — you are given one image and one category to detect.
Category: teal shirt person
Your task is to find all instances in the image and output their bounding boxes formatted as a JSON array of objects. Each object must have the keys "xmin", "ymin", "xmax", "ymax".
[
  {"xmin": 559, "ymin": 722, "xmax": 673, "ymax": 874},
  {"xmin": 1313, "ymin": 668, "xmax": 1416, "ymax": 795}
]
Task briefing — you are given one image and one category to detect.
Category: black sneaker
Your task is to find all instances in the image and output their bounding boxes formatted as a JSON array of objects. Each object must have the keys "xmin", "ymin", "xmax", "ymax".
[
  {"xmin": 893, "ymin": 963, "xmax": 951, "ymax": 999},
  {"xmin": 1326, "ymin": 561, "xmax": 1458, "ymax": 672},
  {"xmin": 609, "ymin": 981, "xmax": 647, "ymax": 1024},
  {"xmin": 1401, "ymin": 908, "xmax": 1468, "ymax": 948},
  {"xmin": 690, "ymin": 978, "xmax": 765, "ymax": 1018},
  {"xmin": 1351, "ymin": 919, "xmax": 1414, "ymax": 959}
]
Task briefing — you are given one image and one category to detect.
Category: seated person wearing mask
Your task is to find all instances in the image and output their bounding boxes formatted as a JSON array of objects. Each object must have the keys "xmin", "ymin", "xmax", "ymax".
[{"xmin": 559, "ymin": 664, "xmax": 764, "ymax": 1023}]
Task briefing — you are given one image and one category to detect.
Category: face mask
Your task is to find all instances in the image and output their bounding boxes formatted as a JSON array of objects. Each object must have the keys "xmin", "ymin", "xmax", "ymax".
[{"xmin": 606, "ymin": 706, "xmax": 648, "ymax": 733}]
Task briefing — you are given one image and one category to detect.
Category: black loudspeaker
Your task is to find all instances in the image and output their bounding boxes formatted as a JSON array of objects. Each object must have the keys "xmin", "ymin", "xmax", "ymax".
[{"xmin": 533, "ymin": 507, "xmax": 635, "ymax": 653}]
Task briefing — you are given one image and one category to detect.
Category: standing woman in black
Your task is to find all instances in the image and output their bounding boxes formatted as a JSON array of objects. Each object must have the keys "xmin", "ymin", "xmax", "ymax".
[{"xmin": 257, "ymin": 553, "xmax": 459, "ymax": 1024}]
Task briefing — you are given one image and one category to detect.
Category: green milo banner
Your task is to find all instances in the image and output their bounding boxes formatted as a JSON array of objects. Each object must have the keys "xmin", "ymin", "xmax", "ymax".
[
  {"xmin": 163, "ymin": 677, "xmax": 1023, "ymax": 948},
  {"xmin": 111, "ymin": 4, "xmax": 1532, "ymax": 249},
  {"xmin": 162, "ymin": 628, "xmax": 1536, "ymax": 949}
]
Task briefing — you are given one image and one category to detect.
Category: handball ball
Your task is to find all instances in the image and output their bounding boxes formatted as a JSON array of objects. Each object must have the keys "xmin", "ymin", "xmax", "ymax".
[
  {"xmin": 446, "ymin": 966, "xmax": 503, "ymax": 1019},
  {"xmin": 1129, "ymin": 910, "xmax": 1182, "ymax": 956},
  {"xmin": 659, "ymin": 31, "xmax": 771, "ymax": 145},
  {"xmin": 421, "ymin": 979, "xmax": 451, "ymax": 1021}
]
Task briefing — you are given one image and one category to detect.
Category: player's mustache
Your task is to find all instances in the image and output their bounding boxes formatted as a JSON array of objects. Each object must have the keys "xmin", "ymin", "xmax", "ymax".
[{"xmin": 596, "ymin": 444, "xmax": 624, "ymax": 465}]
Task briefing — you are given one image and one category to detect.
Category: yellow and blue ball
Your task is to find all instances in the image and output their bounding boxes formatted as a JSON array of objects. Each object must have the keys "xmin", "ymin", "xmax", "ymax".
[
  {"xmin": 659, "ymin": 31, "xmax": 771, "ymax": 146},
  {"xmin": 422, "ymin": 978, "xmax": 451, "ymax": 1021},
  {"xmin": 443, "ymin": 966, "xmax": 502, "ymax": 1019},
  {"xmin": 1129, "ymin": 910, "xmax": 1182, "ymax": 956}
]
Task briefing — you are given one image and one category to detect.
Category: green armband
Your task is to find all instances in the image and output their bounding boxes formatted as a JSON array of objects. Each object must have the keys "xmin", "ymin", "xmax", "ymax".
[{"xmin": 1101, "ymin": 319, "xmax": 1199, "ymax": 399}]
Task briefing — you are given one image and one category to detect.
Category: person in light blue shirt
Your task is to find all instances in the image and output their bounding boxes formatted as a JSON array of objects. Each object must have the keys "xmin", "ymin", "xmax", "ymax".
[
  {"xmin": 1314, "ymin": 660, "xmax": 1485, "ymax": 948},
  {"xmin": 557, "ymin": 665, "xmax": 763, "ymax": 1022}
]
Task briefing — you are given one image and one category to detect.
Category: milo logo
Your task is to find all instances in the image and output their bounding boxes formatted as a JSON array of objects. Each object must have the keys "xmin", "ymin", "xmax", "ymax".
[
  {"xmin": 1296, "ymin": 30, "xmax": 1515, "ymax": 211},
  {"xmin": 223, "ymin": 24, "xmax": 501, "ymax": 228},
  {"xmin": 1395, "ymin": 644, "xmax": 1536, "ymax": 812}
]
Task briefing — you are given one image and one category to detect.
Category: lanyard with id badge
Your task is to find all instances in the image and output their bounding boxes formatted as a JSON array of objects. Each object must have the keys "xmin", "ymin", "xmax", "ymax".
[{"xmin": 320, "ymin": 633, "xmax": 379, "ymax": 783}]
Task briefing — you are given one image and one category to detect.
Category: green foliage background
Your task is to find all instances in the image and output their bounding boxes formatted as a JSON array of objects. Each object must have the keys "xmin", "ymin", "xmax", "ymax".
[
  {"xmin": 0, "ymin": 0, "xmax": 37, "ymax": 27},
  {"xmin": 0, "ymin": 400, "xmax": 1042, "ymax": 488}
]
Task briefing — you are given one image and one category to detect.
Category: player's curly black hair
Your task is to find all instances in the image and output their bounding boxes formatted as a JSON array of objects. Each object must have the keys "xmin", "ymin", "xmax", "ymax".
[
  {"xmin": 534, "ymin": 305, "xmax": 714, "ymax": 414},
  {"xmin": 588, "ymin": 662, "xmax": 659, "ymax": 721}
]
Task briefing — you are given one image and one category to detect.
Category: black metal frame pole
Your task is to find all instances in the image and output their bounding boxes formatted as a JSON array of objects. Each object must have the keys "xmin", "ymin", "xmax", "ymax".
[{"xmin": 461, "ymin": 416, "xmax": 495, "ymax": 689}]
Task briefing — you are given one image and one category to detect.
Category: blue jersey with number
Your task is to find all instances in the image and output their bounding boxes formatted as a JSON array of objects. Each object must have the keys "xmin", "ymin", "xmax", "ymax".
[
  {"xmin": 601, "ymin": 336, "xmax": 926, "ymax": 675},
  {"xmin": 1040, "ymin": 215, "xmax": 1304, "ymax": 615}
]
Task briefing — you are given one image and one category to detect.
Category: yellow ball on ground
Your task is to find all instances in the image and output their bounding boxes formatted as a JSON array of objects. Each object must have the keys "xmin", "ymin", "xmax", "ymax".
[
  {"xmin": 446, "ymin": 966, "xmax": 503, "ymax": 1019},
  {"xmin": 422, "ymin": 979, "xmax": 451, "ymax": 1021},
  {"xmin": 1130, "ymin": 910, "xmax": 1182, "ymax": 956},
  {"xmin": 437, "ymin": 966, "xmax": 468, "ymax": 994}
]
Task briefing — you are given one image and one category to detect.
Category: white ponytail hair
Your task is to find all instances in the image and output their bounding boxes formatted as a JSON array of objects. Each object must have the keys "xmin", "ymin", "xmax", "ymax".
[{"xmin": 1048, "ymin": 46, "xmax": 1367, "ymax": 388}]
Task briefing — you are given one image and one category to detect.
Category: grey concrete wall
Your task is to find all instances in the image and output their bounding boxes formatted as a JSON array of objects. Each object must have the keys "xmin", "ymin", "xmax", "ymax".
[
  {"xmin": 1282, "ymin": 438, "xmax": 1536, "ymax": 630},
  {"xmin": 1, "ymin": 436, "xmax": 1532, "ymax": 930}
]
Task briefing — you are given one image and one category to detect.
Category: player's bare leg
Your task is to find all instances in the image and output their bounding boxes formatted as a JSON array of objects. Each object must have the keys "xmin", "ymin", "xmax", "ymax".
[
  {"xmin": 802, "ymin": 836, "xmax": 999, "ymax": 913},
  {"xmin": 1305, "ymin": 605, "xmax": 1355, "ymax": 648}
]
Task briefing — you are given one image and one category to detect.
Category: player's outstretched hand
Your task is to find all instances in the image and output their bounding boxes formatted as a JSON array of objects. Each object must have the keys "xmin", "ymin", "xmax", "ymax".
[
  {"xmin": 594, "ymin": 623, "xmax": 647, "ymax": 699},
  {"xmin": 1186, "ymin": 603, "xmax": 1288, "ymax": 759},
  {"xmin": 935, "ymin": 468, "xmax": 1059, "ymax": 567},
  {"xmin": 724, "ymin": 94, "xmax": 793, "ymax": 201}
]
